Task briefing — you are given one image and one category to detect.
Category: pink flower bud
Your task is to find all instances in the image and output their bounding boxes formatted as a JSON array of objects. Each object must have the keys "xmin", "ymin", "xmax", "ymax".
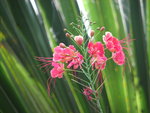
[
  {"xmin": 59, "ymin": 43, "xmax": 66, "ymax": 48},
  {"xmin": 74, "ymin": 35, "xmax": 84, "ymax": 45},
  {"xmin": 90, "ymin": 30, "xmax": 95, "ymax": 37},
  {"xmin": 83, "ymin": 87, "xmax": 93, "ymax": 101},
  {"xmin": 100, "ymin": 26, "xmax": 105, "ymax": 31},
  {"xmin": 65, "ymin": 33, "xmax": 71, "ymax": 38}
]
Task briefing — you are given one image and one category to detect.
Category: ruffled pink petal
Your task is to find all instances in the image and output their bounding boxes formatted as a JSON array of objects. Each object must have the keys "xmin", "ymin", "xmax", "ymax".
[
  {"xmin": 103, "ymin": 32, "xmax": 123, "ymax": 53},
  {"xmin": 50, "ymin": 62, "xmax": 64, "ymax": 78},
  {"xmin": 103, "ymin": 32, "xmax": 113, "ymax": 43},
  {"xmin": 88, "ymin": 41, "xmax": 105, "ymax": 56},
  {"xmin": 112, "ymin": 51, "xmax": 125, "ymax": 65}
]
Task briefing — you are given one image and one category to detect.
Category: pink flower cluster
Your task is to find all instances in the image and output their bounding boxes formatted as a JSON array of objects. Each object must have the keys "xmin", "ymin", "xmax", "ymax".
[
  {"xmin": 87, "ymin": 32, "xmax": 125, "ymax": 70},
  {"xmin": 103, "ymin": 32, "xmax": 125, "ymax": 65},
  {"xmin": 36, "ymin": 31, "xmax": 125, "ymax": 79},
  {"xmin": 35, "ymin": 24, "xmax": 128, "ymax": 99},
  {"xmin": 83, "ymin": 87, "xmax": 93, "ymax": 100},
  {"xmin": 51, "ymin": 44, "xmax": 83, "ymax": 78},
  {"xmin": 50, "ymin": 32, "xmax": 125, "ymax": 78},
  {"xmin": 88, "ymin": 42, "xmax": 107, "ymax": 70}
]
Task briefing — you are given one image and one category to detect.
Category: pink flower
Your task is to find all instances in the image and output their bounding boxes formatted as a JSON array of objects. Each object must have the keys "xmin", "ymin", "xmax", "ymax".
[
  {"xmin": 88, "ymin": 42, "xmax": 105, "ymax": 57},
  {"xmin": 103, "ymin": 32, "xmax": 122, "ymax": 52},
  {"xmin": 87, "ymin": 96, "xmax": 92, "ymax": 100},
  {"xmin": 103, "ymin": 32, "xmax": 126, "ymax": 65},
  {"xmin": 90, "ymin": 55, "xmax": 107, "ymax": 70},
  {"xmin": 88, "ymin": 41, "xmax": 107, "ymax": 70},
  {"xmin": 67, "ymin": 53, "xmax": 83, "ymax": 69},
  {"xmin": 83, "ymin": 88, "xmax": 93, "ymax": 96},
  {"xmin": 53, "ymin": 45, "xmax": 75, "ymax": 62},
  {"xmin": 112, "ymin": 51, "xmax": 125, "ymax": 65},
  {"xmin": 50, "ymin": 62, "xmax": 64, "ymax": 78},
  {"xmin": 74, "ymin": 35, "xmax": 84, "ymax": 45},
  {"xmin": 83, "ymin": 87, "xmax": 93, "ymax": 100},
  {"xmin": 53, "ymin": 44, "xmax": 83, "ymax": 69}
]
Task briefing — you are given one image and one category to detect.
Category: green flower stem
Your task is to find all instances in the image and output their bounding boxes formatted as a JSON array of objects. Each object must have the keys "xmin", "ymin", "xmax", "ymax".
[
  {"xmin": 71, "ymin": 79, "xmax": 88, "ymax": 88},
  {"xmin": 92, "ymin": 71, "xmax": 99, "ymax": 85},
  {"xmin": 89, "ymin": 68, "xmax": 97, "ymax": 77},
  {"xmin": 68, "ymin": 73, "xmax": 89, "ymax": 84},
  {"xmin": 66, "ymin": 19, "xmax": 103, "ymax": 112},
  {"xmin": 81, "ymin": 68, "xmax": 91, "ymax": 81},
  {"xmin": 65, "ymin": 69, "xmax": 83, "ymax": 73},
  {"xmin": 91, "ymin": 82, "xmax": 103, "ymax": 113},
  {"xmin": 96, "ymin": 81, "xmax": 105, "ymax": 92}
]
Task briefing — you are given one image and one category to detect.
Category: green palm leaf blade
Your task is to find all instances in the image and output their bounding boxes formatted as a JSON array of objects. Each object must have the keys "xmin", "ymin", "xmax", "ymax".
[
  {"xmin": 0, "ymin": 0, "xmax": 51, "ymax": 84},
  {"xmin": 129, "ymin": 0, "xmax": 149, "ymax": 112},
  {"xmin": 36, "ymin": 0, "xmax": 57, "ymax": 49},
  {"xmin": 78, "ymin": 0, "xmax": 104, "ymax": 30},
  {"xmin": 113, "ymin": 1, "xmax": 139, "ymax": 112},
  {"xmin": 147, "ymin": 0, "xmax": 150, "ymax": 69},
  {"xmin": 146, "ymin": 0, "xmax": 150, "ymax": 109},
  {"xmin": 0, "ymin": 0, "xmax": 42, "ymax": 83},
  {"xmin": 53, "ymin": 0, "xmax": 79, "ymax": 29},
  {"xmin": 8, "ymin": 0, "xmax": 52, "ymax": 56},
  {"xmin": 98, "ymin": 0, "xmax": 119, "ymax": 36},
  {"xmin": 0, "ymin": 45, "xmax": 60, "ymax": 113},
  {"xmin": 0, "ymin": 86, "xmax": 20, "ymax": 113}
]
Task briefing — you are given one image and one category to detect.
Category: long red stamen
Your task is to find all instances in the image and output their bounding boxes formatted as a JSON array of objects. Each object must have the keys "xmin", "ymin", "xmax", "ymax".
[
  {"xmin": 34, "ymin": 56, "xmax": 53, "ymax": 72},
  {"xmin": 47, "ymin": 77, "xmax": 53, "ymax": 96},
  {"xmin": 42, "ymin": 66, "xmax": 51, "ymax": 73}
]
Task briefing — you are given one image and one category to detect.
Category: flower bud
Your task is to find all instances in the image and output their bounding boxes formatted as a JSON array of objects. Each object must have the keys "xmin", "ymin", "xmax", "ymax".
[
  {"xmin": 74, "ymin": 35, "xmax": 84, "ymax": 45},
  {"xmin": 97, "ymin": 27, "xmax": 100, "ymax": 30},
  {"xmin": 100, "ymin": 26, "xmax": 105, "ymax": 31},
  {"xmin": 59, "ymin": 43, "xmax": 66, "ymax": 48},
  {"xmin": 65, "ymin": 33, "xmax": 71, "ymax": 38},
  {"xmin": 77, "ymin": 25, "xmax": 80, "ymax": 28},
  {"xmin": 90, "ymin": 22, "xmax": 93, "ymax": 25},
  {"xmin": 64, "ymin": 28, "xmax": 67, "ymax": 32},
  {"xmin": 70, "ymin": 22, "xmax": 73, "ymax": 26},
  {"xmin": 70, "ymin": 35, "xmax": 74, "ymax": 38},
  {"xmin": 90, "ymin": 30, "xmax": 95, "ymax": 37}
]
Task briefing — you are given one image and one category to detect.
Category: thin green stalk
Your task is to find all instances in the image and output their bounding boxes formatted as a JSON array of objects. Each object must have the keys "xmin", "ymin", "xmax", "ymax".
[
  {"xmin": 69, "ymin": 73, "xmax": 89, "ymax": 84},
  {"xmin": 91, "ymin": 83, "xmax": 103, "ymax": 113},
  {"xmin": 71, "ymin": 79, "xmax": 88, "ymax": 88}
]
